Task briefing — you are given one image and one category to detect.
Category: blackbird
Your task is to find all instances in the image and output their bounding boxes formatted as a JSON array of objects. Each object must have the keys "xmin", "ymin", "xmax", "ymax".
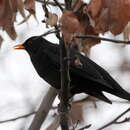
[{"xmin": 14, "ymin": 36, "xmax": 130, "ymax": 104}]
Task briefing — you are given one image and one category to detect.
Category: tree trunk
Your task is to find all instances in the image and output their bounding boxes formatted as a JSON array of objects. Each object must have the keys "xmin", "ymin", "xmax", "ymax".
[{"xmin": 28, "ymin": 87, "xmax": 57, "ymax": 130}]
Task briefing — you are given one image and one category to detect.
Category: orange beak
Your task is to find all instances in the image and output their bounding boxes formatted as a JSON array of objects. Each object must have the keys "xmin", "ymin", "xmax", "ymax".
[{"xmin": 14, "ymin": 44, "xmax": 25, "ymax": 50}]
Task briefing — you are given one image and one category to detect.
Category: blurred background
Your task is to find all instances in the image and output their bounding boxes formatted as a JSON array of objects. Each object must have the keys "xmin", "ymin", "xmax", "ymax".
[{"xmin": 0, "ymin": 2, "xmax": 130, "ymax": 130}]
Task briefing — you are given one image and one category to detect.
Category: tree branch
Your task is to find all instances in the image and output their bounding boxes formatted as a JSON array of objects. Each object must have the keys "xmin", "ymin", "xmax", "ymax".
[
  {"xmin": 53, "ymin": 0, "xmax": 64, "ymax": 12},
  {"xmin": 97, "ymin": 107, "xmax": 130, "ymax": 130},
  {"xmin": 39, "ymin": 29, "xmax": 59, "ymax": 37},
  {"xmin": 0, "ymin": 112, "xmax": 36, "ymax": 124},
  {"xmin": 59, "ymin": 39, "xmax": 70, "ymax": 130},
  {"xmin": 75, "ymin": 35, "xmax": 130, "ymax": 44},
  {"xmin": 58, "ymin": 1, "xmax": 72, "ymax": 129},
  {"xmin": 77, "ymin": 124, "xmax": 91, "ymax": 130},
  {"xmin": 28, "ymin": 87, "xmax": 57, "ymax": 130}
]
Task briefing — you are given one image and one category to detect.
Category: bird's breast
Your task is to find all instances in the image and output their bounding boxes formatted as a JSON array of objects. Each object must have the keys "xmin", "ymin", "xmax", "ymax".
[{"xmin": 31, "ymin": 54, "xmax": 61, "ymax": 89}]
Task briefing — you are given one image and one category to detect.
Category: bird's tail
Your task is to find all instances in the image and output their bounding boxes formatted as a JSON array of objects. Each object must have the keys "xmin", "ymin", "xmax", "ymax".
[
  {"xmin": 88, "ymin": 87, "xmax": 130, "ymax": 104},
  {"xmin": 106, "ymin": 88, "xmax": 130, "ymax": 102},
  {"xmin": 88, "ymin": 91, "xmax": 112, "ymax": 104}
]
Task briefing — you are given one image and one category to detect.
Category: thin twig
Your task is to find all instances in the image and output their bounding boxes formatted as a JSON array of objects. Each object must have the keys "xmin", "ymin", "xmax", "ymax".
[
  {"xmin": 115, "ymin": 117, "xmax": 130, "ymax": 124},
  {"xmin": 97, "ymin": 107, "xmax": 130, "ymax": 130},
  {"xmin": 75, "ymin": 35, "xmax": 130, "ymax": 44},
  {"xmin": 48, "ymin": 2, "xmax": 65, "ymax": 7},
  {"xmin": 0, "ymin": 111, "xmax": 36, "ymax": 124},
  {"xmin": 53, "ymin": 0, "xmax": 64, "ymax": 12},
  {"xmin": 42, "ymin": 0, "xmax": 49, "ymax": 18},
  {"xmin": 39, "ymin": 29, "xmax": 59, "ymax": 37},
  {"xmin": 78, "ymin": 124, "xmax": 91, "ymax": 130},
  {"xmin": 36, "ymin": 0, "xmax": 65, "ymax": 6},
  {"xmin": 35, "ymin": 0, "xmax": 44, "ymax": 3},
  {"xmin": 73, "ymin": 120, "xmax": 80, "ymax": 130}
]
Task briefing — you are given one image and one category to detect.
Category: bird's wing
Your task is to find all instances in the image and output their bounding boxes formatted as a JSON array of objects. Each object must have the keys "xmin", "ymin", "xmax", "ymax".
[
  {"xmin": 73, "ymin": 51, "xmax": 130, "ymax": 101},
  {"xmin": 43, "ymin": 45, "xmax": 112, "ymax": 89},
  {"xmin": 69, "ymin": 49, "xmax": 112, "ymax": 87}
]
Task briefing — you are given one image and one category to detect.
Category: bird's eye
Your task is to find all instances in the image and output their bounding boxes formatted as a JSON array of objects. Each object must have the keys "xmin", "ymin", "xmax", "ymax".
[{"xmin": 28, "ymin": 41, "xmax": 32, "ymax": 44}]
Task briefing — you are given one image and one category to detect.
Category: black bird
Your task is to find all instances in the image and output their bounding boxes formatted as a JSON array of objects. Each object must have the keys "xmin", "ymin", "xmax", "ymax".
[{"xmin": 14, "ymin": 36, "xmax": 130, "ymax": 104}]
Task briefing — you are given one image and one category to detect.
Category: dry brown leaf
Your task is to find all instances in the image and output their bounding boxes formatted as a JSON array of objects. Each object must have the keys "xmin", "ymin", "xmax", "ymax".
[
  {"xmin": 46, "ymin": 13, "xmax": 58, "ymax": 27},
  {"xmin": 59, "ymin": 10, "xmax": 81, "ymax": 42},
  {"xmin": 87, "ymin": 0, "xmax": 102, "ymax": 18},
  {"xmin": 24, "ymin": 0, "xmax": 35, "ymax": 14},
  {"xmin": 0, "ymin": 0, "xmax": 17, "ymax": 40},
  {"xmin": 70, "ymin": 102, "xmax": 84, "ymax": 124},
  {"xmin": 0, "ymin": 0, "xmax": 36, "ymax": 40},
  {"xmin": 16, "ymin": 0, "xmax": 26, "ymax": 18},
  {"xmin": 0, "ymin": 0, "xmax": 6, "ymax": 19},
  {"xmin": 109, "ymin": 0, "xmax": 130, "ymax": 34},
  {"xmin": 87, "ymin": 0, "xmax": 130, "ymax": 35},
  {"xmin": 75, "ymin": 7, "xmax": 100, "ymax": 51},
  {"xmin": 0, "ymin": 0, "xmax": 14, "ymax": 25},
  {"xmin": 59, "ymin": 5, "xmax": 100, "ymax": 51},
  {"xmin": 94, "ymin": 8, "xmax": 109, "ymax": 34},
  {"xmin": 60, "ymin": 10, "xmax": 80, "ymax": 33},
  {"xmin": 4, "ymin": 25, "xmax": 17, "ymax": 40},
  {"xmin": 79, "ymin": 16, "xmax": 100, "ymax": 46},
  {"xmin": 11, "ymin": 0, "xmax": 25, "ymax": 18},
  {"xmin": 0, "ymin": 0, "xmax": 26, "ymax": 40}
]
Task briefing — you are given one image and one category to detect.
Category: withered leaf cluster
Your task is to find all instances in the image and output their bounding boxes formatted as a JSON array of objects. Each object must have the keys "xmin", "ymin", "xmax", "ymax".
[
  {"xmin": 88, "ymin": 0, "xmax": 130, "ymax": 35},
  {"xmin": 1, "ymin": 0, "xmax": 130, "ymax": 49},
  {"xmin": 0, "ymin": 0, "xmax": 35, "ymax": 40},
  {"xmin": 60, "ymin": 0, "xmax": 130, "ymax": 48}
]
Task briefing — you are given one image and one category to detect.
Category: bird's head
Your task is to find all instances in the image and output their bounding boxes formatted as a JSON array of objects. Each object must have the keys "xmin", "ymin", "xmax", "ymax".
[{"xmin": 14, "ymin": 36, "xmax": 43, "ymax": 55}]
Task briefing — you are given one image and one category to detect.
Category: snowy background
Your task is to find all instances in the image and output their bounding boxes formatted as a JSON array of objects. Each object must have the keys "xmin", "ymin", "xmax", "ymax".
[{"xmin": 0, "ymin": 2, "xmax": 130, "ymax": 130}]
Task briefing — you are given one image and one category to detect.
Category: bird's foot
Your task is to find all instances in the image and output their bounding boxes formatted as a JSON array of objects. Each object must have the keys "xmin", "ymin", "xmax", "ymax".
[
  {"xmin": 57, "ymin": 91, "xmax": 72, "ymax": 112},
  {"xmin": 57, "ymin": 102, "xmax": 71, "ymax": 113}
]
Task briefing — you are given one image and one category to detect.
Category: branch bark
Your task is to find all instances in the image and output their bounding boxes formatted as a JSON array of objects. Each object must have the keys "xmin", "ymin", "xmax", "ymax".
[
  {"xmin": 28, "ymin": 87, "xmax": 57, "ymax": 130},
  {"xmin": 59, "ymin": 39, "xmax": 70, "ymax": 130},
  {"xmin": 0, "ymin": 112, "xmax": 36, "ymax": 124}
]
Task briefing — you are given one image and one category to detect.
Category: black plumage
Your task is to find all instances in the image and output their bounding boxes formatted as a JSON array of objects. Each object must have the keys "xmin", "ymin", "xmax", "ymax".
[{"xmin": 16, "ymin": 36, "xmax": 130, "ymax": 104}]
